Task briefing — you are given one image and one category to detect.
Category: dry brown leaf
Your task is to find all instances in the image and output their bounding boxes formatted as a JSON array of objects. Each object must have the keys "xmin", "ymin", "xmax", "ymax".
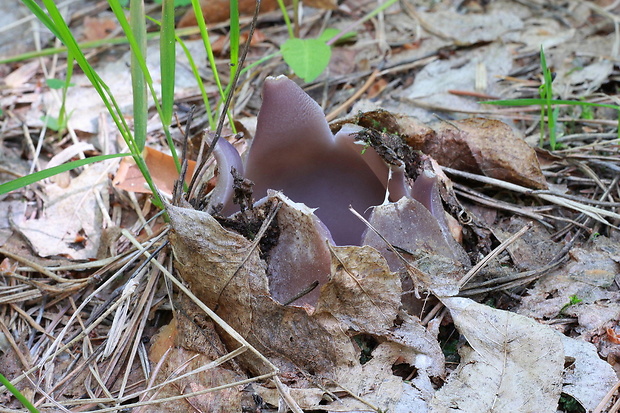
[
  {"xmin": 179, "ymin": 0, "xmax": 285, "ymax": 27},
  {"xmin": 561, "ymin": 335, "xmax": 618, "ymax": 412},
  {"xmin": 332, "ymin": 111, "xmax": 547, "ymax": 190},
  {"xmin": 142, "ymin": 348, "xmax": 245, "ymax": 413},
  {"xmin": 168, "ymin": 198, "xmax": 361, "ymax": 379},
  {"xmin": 517, "ymin": 236, "xmax": 620, "ymax": 338},
  {"xmin": 179, "ymin": 0, "xmax": 336, "ymax": 27},
  {"xmin": 432, "ymin": 297, "xmax": 564, "ymax": 412},
  {"xmin": 113, "ymin": 147, "xmax": 196, "ymax": 196},
  {"xmin": 167, "ymin": 193, "xmax": 445, "ymax": 409},
  {"xmin": 416, "ymin": 7, "xmax": 523, "ymax": 46},
  {"xmin": 316, "ymin": 245, "xmax": 401, "ymax": 333},
  {"xmin": 146, "ymin": 307, "xmax": 249, "ymax": 412},
  {"xmin": 407, "ymin": 117, "xmax": 548, "ymax": 190},
  {"xmin": 82, "ymin": 16, "xmax": 116, "ymax": 42},
  {"xmin": 304, "ymin": 0, "xmax": 338, "ymax": 9},
  {"xmin": 492, "ymin": 216, "xmax": 563, "ymax": 271}
]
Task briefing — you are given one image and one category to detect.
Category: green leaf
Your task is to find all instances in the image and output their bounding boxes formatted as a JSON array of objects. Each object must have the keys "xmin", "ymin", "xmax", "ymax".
[
  {"xmin": 281, "ymin": 38, "xmax": 331, "ymax": 83},
  {"xmin": 0, "ymin": 153, "xmax": 130, "ymax": 195},
  {"xmin": 153, "ymin": 0, "xmax": 191, "ymax": 5},
  {"xmin": 46, "ymin": 78, "xmax": 74, "ymax": 89},
  {"xmin": 229, "ymin": 0, "xmax": 240, "ymax": 81},
  {"xmin": 40, "ymin": 115, "xmax": 63, "ymax": 131},
  {"xmin": 318, "ymin": 28, "xmax": 356, "ymax": 44},
  {"xmin": 318, "ymin": 28, "xmax": 340, "ymax": 42},
  {"xmin": 129, "ymin": 0, "xmax": 148, "ymax": 152}
]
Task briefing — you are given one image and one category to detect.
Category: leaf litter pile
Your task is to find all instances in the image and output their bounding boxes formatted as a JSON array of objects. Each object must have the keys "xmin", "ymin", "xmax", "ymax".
[{"xmin": 1, "ymin": 0, "xmax": 620, "ymax": 412}]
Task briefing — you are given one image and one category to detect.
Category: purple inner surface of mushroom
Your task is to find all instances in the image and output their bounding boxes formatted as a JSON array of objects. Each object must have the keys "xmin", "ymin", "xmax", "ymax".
[
  {"xmin": 207, "ymin": 137, "xmax": 244, "ymax": 214},
  {"xmin": 244, "ymin": 76, "xmax": 392, "ymax": 246},
  {"xmin": 209, "ymin": 75, "xmax": 464, "ymax": 307}
]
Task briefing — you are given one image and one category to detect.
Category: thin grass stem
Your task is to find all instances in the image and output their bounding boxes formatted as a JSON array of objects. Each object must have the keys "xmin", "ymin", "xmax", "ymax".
[
  {"xmin": 276, "ymin": 0, "xmax": 294, "ymax": 38},
  {"xmin": 130, "ymin": 0, "xmax": 148, "ymax": 152}
]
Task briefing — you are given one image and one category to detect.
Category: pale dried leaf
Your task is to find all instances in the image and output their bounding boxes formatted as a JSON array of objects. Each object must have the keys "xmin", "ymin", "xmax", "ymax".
[
  {"xmin": 517, "ymin": 236, "xmax": 620, "ymax": 331},
  {"xmin": 17, "ymin": 161, "xmax": 112, "ymax": 259},
  {"xmin": 561, "ymin": 335, "xmax": 618, "ymax": 411},
  {"xmin": 432, "ymin": 297, "xmax": 563, "ymax": 412},
  {"xmin": 317, "ymin": 245, "xmax": 401, "ymax": 333},
  {"xmin": 417, "ymin": 8, "xmax": 523, "ymax": 45},
  {"xmin": 168, "ymin": 195, "xmax": 445, "ymax": 409},
  {"xmin": 362, "ymin": 197, "xmax": 465, "ymax": 297}
]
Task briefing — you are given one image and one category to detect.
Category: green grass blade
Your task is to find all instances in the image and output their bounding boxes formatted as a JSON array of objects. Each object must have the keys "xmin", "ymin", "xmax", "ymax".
[
  {"xmin": 20, "ymin": 0, "xmax": 61, "ymax": 40},
  {"xmin": 38, "ymin": 0, "xmax": 161, "ymax": 204},
  {"xmin": 229, "ymin": 0, "xmax": 240, "ymax": 81},
  {"xmin": 540, "ymin": 47, "xmax": 556, "ymax": 149},
  {"xmin": 146, "ymin": 14, "xmax": 217, "ymax": 130},
  {"xmin": 130, "ymin": 0, "xmax": 148, "ymax": 152},
  {"xmin": 240, "ymin": 51, "xmax": 281, "ymax": 76},
  {"xmin": 109, "ymin": 0, "xmax": 180, "ymax": 172},
  {"xmin": 189, "ymin": 0, "xmax": 236, "ymax": 132},
  {"xmin": 190, "ymin": 0, "xmax": 225, "ymax": 99},
  {"xmin": 160, "ymin": 0, "xmax": 181, "ymax": 175},
  {"xmin": 0, "ymin": 372, "xmax": 38, "ymax": 413},
  {"xmin": 0, "ymin": 29, "xmax": 183, "ymax": 64},
  {"xmin": 176, "ymin": 36, "xmax": 216, "ymax": 128},
  {"xmin": 160, "ymin": 0, "xmax": 176, "ymax": 127},
  {"xmin": 483, "ymin": 98, "xmax": 620, "ymax": 111},
  {"xmin": 276, "ymin": 0, "xmax": 294, "ymax": 38},
  {"xmin": 58, "ymin": 50, "xmax": 75, "ymax": 132},
  {"xmin": 0, "ymin": 153, "xmax": 129, "ymax": 195},
  {"xmin": 326, "ymin": 0, "xmax": 398, "ymax": 45}
]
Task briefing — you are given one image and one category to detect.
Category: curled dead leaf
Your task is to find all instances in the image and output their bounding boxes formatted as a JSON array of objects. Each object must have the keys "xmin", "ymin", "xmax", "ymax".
[
  {"xmin": 432, "ymin": 297, "xmax": 564, "ymax": 412},
  {"xmin": 334, "ymin": 111, "xmax": 548, "ymax": 190},
  {"xmin": 167, "ymin": 193, "xmax": 445, "ymax": 410},
  {"xmin": 113, "ymin": 147, "xmax": 196, "ymax": 197}
]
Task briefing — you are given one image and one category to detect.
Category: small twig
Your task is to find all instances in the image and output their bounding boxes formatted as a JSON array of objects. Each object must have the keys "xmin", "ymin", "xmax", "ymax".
[
  {"xmin": 215, "ymin": 199, "xmax": 282, "ymax": 306},
  {"xmin": 325, "ymin": 69, "xmax": 380, "ymax": 122},
  {"xmin": 326, "ymin": 378, "xmax": 381, "ymax": 412},
  {"xmin": 187, "ymin": 0, "xmax": 261, "ymax": 201},
  {"xmin": 173, "ymin": 105, "xmax": 196, "ymax": 205},
  {"xmin": 458, "ymin": 223, "xmax": 532, "ymax": 290},
  {"xmin": 282, "ymin": 281, "xmax": 319, "ymax": 306},
  {"xmin": 454, "ymin": 185, "xmax": 553, "ymax": 227},
  {"xmin": 442, "ymin": 166, "xmax": 620, "ymax": 227},
  {"xmin": 348, "ymin": 205, "xmax": 425, "ymax": 298},
  {"xmin": 460, "ymin": 236, "xmax": 575, "ymax": 296},
  {"xmin": 273, "ymin": 376, "xmax": 304, "ymax": 413},
  {"xmin": 593, "ymin": 379, "xmax": 620, "ymax": 413}
]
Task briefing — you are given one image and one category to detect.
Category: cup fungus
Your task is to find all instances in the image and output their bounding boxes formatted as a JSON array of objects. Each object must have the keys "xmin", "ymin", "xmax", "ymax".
[{"xmin": 208, "ymin": 75, "xmax": 468, "ymax": 307}]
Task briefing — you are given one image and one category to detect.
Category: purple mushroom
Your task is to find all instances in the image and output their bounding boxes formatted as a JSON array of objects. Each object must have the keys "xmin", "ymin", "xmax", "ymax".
[{"xmin": 209, "ymin": 76, "xmax": 467, "ymax": 307}]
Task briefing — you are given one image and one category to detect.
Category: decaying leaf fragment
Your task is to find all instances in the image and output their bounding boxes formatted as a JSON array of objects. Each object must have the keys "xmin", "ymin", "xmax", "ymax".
[
  {"xmin": 167, "ymin": 193, "xmax": 445, "ymax": 410},
  {"xmin": 431, "ymin": 297, "xmax": 564, "ymax": 412},
  {"xmin": 362, "ymin": 197, "xmax": 466, "ymax": 298},
  {"xmin": 335, "ymin": 110, "xmax": 548, "ymax": 190},
  {"xmin": 561, "ymin": 335, "xmax": 618, "ymax": 412},
  {"xmin": 411, "ymin": 118, "xmax": 548, "ymax": 190},
  {"xmin": 114, "ymin": 146, "xmax": 196, "ymax": 196},
  {"xmin": 17, "ymin": 161, "xmax": 111, "ymax": 259}
]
